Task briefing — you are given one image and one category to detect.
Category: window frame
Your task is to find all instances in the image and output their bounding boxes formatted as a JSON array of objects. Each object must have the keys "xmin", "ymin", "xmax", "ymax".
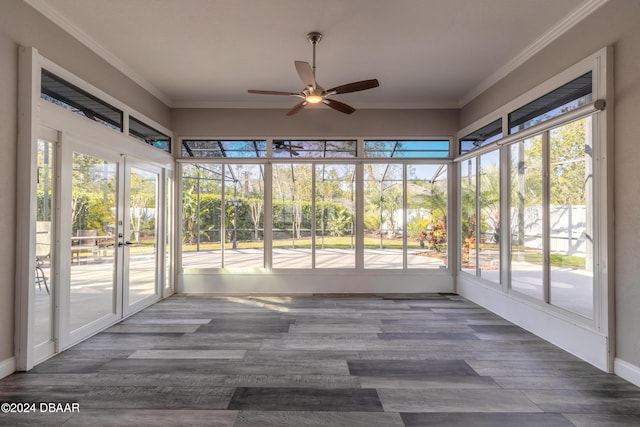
[
  {"xmin": 177, "ymin": 138, "xmax": 454, "ymax": 274},
  {"xmin": 455, "ymin": 47, "xmax": 612, "ymax": 371}
]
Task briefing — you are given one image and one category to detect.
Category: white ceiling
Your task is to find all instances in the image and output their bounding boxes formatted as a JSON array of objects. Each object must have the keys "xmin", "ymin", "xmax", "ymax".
[{"xmin": 31, "ymin": 0, "xmax": 602, "ymax": 109}]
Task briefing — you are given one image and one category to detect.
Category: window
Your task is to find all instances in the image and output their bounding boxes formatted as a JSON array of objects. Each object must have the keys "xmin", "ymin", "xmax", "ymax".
[
  {"xmin": 507, "ymin": 117, "xmax": 594, "ymax": 318},
  {"xmin": 129, "ymin": 116, "xmax": 171, "ymax": 153},
  {"xmin": 548, "ymin": 118, "xmax": 593, "ymax": 317},
  {"xmin": 459, "ymin": 119, "xmax": 503, "ymax": 155},
  {"xmin": 509, "ymin": 136, "xmax": 544, "ymax": 300},
  {"xmin": 460, "ymin": 159, "xmax": 477, "ymax": 274},
  {"xmin": 223, "ymin": 164, "xmax": 265, "ymax": 268},
  {"xmin": 365, "ymin": 140, "xmax": 450, "ymax": 158},
  {"xmin": 181, "ymin": 140, "xmax": 267, "ymax": 158},
  {"xmin": 478, "ymin": 150, "xmax": 500, "ymax": 282},
  {"xmin": 315, "ymin": 164, "xmax": 356, "ymax": 268},
  {"xmin": 181, "ymin": 163, "xmax": 265, "ymax": 269},
  {"xmin": 509, "ymin": 72, "xmax": 592, "ymax": 134},
  {"xmin": 40, "ymin": 69, "xmax": 123, "ymax": 132},
  {"xmin": 272, "ymin": 164, "xmax": 313, "ymax": 268},
  {"xmin": 181, "ymin": 164, "xmax": 223, "ymax": 268},
  {"xmin": 407, "ymin": 164, "xmax": 448, "ymax": 269},
  {"xmin": 273, "ymin": 140, "xmax": 356, "ymax": 158},
  {"xmin": 363, "ymin": 163, "xmax": 403, "ymax": 269}
]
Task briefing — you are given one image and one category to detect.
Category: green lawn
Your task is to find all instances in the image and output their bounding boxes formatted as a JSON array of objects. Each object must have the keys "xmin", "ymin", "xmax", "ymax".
[{"xmin": 513, "ymin": 250, "xmax": 586, "ymax": 269}]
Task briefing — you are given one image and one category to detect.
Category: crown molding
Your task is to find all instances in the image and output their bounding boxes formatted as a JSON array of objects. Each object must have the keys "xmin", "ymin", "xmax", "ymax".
[
  {"xmin": 459, "ymin": 0, "xmax": 609, "ymax": 107},
  {"xmin": 23, "ymin": 0, "xmax": 173, "ymax": 106}
]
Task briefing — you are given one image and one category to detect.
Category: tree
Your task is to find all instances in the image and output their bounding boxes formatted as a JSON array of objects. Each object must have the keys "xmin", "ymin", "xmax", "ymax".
[{"xmin": 249, "ymin": 199, "xmax": 263, "ymax": 241}]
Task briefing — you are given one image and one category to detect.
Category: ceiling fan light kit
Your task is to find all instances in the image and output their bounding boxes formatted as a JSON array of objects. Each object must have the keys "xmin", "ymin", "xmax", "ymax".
[{"xmin": 248, "ymin": 32, "xmax": 379, "ymax": 115}]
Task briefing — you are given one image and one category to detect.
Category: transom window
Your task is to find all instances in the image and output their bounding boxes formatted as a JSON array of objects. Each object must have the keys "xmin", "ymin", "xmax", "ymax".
[
  {"xmin": 459, "ymin": 119, "xmax": 503, "ymax": 155},
  {"xmin": 129, "ymin": 116, "xmax": 171, "ymax": 153},
  {"xmin": 41, "ymin": 69, "xmax": 123, "ymax": 132},
  {"xmin": 364, "ymin": 140, "xmax": 450, "ymax": 158},
  {"xmin": 509, "ymin": 71, "xmax": 592, "ymax": 134},
  {"xmin": 273, "ymin": 140, "xmax": 357, "ymax": 158},
  {"xmin": 181, "ymin": 140, "xmax": 267, "ymax": 158}
]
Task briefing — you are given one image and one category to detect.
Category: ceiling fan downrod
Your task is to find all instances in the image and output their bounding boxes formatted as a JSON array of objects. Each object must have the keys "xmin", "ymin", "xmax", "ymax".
[{"xmin": 307, "ymin": 32, "xmax": 322, "ymax": 79}]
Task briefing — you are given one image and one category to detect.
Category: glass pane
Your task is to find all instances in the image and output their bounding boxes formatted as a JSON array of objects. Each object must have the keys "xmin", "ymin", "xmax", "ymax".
[
  {"xmin": 509, "ymin": 136, "xmax": 544, "ymax": 300},
  {"xmin": 509, "ymin": 72, "xmax": 592, "ymax": 134},
  {"xmin": 407, "ymin": 164, "xmax": 448, "ymax": 269},
  {"xmin": 315, "ymin": 164, "xmax": 356, "ymax": 268},
  {"xmin": 41, "ymin": 70, "xmax": 123, "ymax": 132},
  {"xmin": 364, "ymin": 140, "xmax": 450, "ymax": 158},
  {"xmin": 223, "ymin": 164, "xmax": 264, "ymax": 268},
  {"xmin": 128, "ymin": 167, "xmax": 158, "ymax": 305},
  {"xmin": 479, "ymin": 151, "xmax": 500, "ymax": 282},
  {"xmin": 272, "ymin": 164, "xmax": 312, "ymax": 268},
  {"xmin": 460, "ymin": 118, "xmax": 503, "ymax": 155},
  {"xmin": 35, "ymin": 139, "xmax": 55, "ymax": 346},
  {"xmin": 69, "ymin": 153, "xmax": 117, "ymax": 331},
  {"xmin": 460, "ymin": 159, "xmax": 477, "ymax": 273},
  {"xmin": 181, "ymin": 164, "xmax": 223, "ymax": 268},
  {"xmin": 364, "ymin": 163, "xmax": 403, "ymax": 269},
  {"xmin": 549, "ymin": 118, "xmax": 593, "ymax": 318},
  {"xmin": 181, "ymin": 140, "xmax": 266, "ymax": 158},
  {"xmin": 129, "ymin": 117, "xmax": 170, "ymax": 153},
  {"xmin": 273, "ymin": 140, "xmax": 357, "ymax": 158}
]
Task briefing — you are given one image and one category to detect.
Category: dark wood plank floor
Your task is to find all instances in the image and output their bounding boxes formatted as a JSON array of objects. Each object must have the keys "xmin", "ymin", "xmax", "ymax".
[{"xmin": 1, "ymin": 294, "xmax": 639, "ymax": 426}]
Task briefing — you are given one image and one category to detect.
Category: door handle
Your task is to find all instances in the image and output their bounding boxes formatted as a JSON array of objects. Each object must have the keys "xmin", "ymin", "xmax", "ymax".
[{"xmin": 118, "ymin": 241, "xmax": 133, "ymax": 247}]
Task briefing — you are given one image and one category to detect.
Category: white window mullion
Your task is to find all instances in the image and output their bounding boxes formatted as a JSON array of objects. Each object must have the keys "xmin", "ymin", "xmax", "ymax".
[
  {"xmin": 311, "ymin": 165, "xmax": 316, "ymax": 269},
  {"xmin": 220, "ymin": 168, "xmax": 226, "ymax": 267},
  {"xmin": 475, "ymin": 157, "xmax": 481, "ymax": 276},
  {"xmin": 542, "ymin": 131, "xmax": 550, "ymax": 304},
  {"xmin": 355, "ymin": 161, "xmax": 364, "ymax": 271},
  {"xmin": 264, "ymin": 162, "xmax": 273, "ymax": 271},
  {"xmin": 402, "ymin": 164, "xmax": 408, "ymax": 269}
]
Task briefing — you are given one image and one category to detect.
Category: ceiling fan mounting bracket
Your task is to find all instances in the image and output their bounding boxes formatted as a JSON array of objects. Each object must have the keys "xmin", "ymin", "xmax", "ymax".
[{"xmin": 306, "ymin": 32, "xmax": 322, "ymax": 45}]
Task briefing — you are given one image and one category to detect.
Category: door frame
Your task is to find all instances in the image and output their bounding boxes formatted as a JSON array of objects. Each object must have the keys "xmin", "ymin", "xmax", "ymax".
[{"xmin": 15, "ymin": 47, "xmax": 174, "ymax": 370}]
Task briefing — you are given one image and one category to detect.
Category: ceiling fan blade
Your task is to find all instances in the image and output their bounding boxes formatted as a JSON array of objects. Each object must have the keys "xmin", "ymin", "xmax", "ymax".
[
  {"xmin": 294, "ymin": 61, "xmax": 316, "ymax": 88},
  {"xmin": 328, "ymin": 79, "xmax": 380, "ymax": 94},
  {"xmin": 286, "ymin": 101, "xmax": 308, "ymax": 116},
  {"xmin": 248, "ymin": 89, "xmax": 299, "ymax": 96},
  {"xmin": 323, "ymin": 98, "xmax": 355, "ymax": 114}
]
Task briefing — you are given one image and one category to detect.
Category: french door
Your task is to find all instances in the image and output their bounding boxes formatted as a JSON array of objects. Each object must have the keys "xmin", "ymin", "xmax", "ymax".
[{"xmin": 60, "ymin": 139, "xmax": 163, "ymax": 349}]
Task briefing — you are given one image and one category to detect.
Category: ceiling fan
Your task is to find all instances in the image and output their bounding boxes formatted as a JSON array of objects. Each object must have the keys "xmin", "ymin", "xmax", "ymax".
[{"xmin": 248, "ymin": 32, "xmax": 380, "ymax": 116}]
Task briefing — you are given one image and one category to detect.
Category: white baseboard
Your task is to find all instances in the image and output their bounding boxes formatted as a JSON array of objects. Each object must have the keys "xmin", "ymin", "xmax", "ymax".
[
  {"xmin": 614, "ymin": 358, "xmax": 640, "ymax": 388},
  {"xmin": 0, "ymin": 356, "xmax": 16, "ymax": 380}
]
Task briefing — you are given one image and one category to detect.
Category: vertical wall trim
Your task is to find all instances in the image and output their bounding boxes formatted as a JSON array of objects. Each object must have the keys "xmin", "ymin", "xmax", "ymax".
[{"xmin": 15, "ymin": 46, "xmax": 40, "ymax": 371}]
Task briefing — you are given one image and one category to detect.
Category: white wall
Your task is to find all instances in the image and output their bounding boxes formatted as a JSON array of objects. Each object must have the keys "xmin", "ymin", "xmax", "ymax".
[{"xmin": 171, "ymin": 108, "xmax": 459, "ymax": 138}]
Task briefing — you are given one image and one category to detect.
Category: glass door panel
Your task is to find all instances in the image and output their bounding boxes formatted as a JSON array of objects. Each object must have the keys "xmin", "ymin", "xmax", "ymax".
[
  {"xmin": 35, "ymin": 139, "xmax": 55, "ymax": 348},
  {"xmin": 125, "ymin": 165, "xmax": 160, "ymax": 309},
  {"xmin": 69, "ymin": 152, "xmax": 118, "ymax": 332}
]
